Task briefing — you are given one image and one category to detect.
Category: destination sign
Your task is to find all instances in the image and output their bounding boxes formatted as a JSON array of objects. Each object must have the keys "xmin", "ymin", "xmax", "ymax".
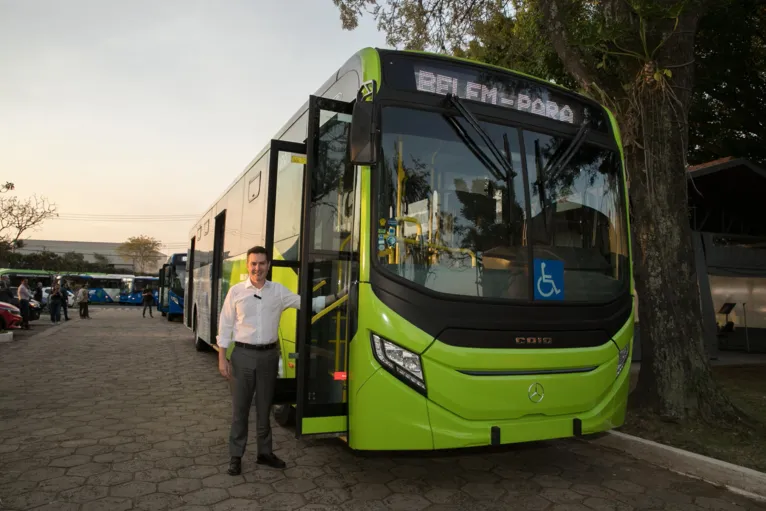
[{"xmin": 382, "ymin": 54, "xmax": 608, "ymax": 131}]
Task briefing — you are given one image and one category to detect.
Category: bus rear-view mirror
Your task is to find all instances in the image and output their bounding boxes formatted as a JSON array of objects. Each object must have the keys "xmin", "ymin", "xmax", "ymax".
[
  {"xmin": 349, "ymin": 100, "xmax": 377, "ymax": 165},
  {"xmin": 349, "ymin": 81, "xmax": 378, "ymax": 166}
]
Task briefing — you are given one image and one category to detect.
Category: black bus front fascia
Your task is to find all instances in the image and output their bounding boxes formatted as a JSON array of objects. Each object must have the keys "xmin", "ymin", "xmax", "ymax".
[{"xmin": 364, "ymin": 89, "xmax": 632, "ymax": 350}]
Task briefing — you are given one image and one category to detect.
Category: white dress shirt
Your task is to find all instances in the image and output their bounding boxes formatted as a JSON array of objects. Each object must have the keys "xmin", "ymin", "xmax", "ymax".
[
  {"xmin": 216, "ymin": 279, "xmax": 327, "ymax": 349},
  {"xmin": 18, "ymin": 284, "xmax": 32, "ymax": 301}
]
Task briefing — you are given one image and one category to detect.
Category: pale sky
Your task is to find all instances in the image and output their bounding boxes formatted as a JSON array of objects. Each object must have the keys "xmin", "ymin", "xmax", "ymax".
[{"xmin": 0, "ymin": 0, "xmax": 389, "ymax": 253}]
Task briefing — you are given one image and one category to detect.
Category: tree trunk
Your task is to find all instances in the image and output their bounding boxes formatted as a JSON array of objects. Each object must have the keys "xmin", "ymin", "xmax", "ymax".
[{"xmin": 626, "ymin": 14, "xmax": 745, "ymax": 424}]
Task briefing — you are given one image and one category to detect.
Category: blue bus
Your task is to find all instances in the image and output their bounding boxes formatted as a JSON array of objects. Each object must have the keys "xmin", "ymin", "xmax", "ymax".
[
  {"xmin": 119, "ymin": 276, "xmax": 159, "ymax": 305},
  {"xmin": 58, "ymin": 273, "xmax": 124, "ymax": 304},
  {"xmin": 158, "ymin": 253, "xmax": 186, "ymax": 321}
]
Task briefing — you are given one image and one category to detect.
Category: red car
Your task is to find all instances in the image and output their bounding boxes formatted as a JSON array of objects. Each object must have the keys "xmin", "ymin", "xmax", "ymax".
[{"xmin": 0, "ymin": 301, "xmax": 22, "ymax": 330}]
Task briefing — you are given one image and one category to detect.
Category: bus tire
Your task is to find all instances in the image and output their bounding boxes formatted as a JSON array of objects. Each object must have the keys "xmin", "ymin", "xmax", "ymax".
[{"xmin": 274, "ymin": 404, "xmax": 295, "ymax": 427}]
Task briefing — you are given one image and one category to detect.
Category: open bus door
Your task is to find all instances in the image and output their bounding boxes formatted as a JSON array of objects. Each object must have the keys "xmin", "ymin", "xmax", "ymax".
[
  {"xmin": 294, "ymin": 95, "xmax": 357, "ymax": 438},
  {"xmin": 158, "ymin": 264, "xmax": 170, "ymax": 316},
  {"xmin": 268, "ymin": 139, "xmax": 308, "ymax": 407}
]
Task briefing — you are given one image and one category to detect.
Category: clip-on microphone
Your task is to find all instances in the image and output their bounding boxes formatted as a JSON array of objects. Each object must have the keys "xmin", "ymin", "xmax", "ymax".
[{"xmin": 253, "ymin": 294, "xmax": 261, "ymax": 299}]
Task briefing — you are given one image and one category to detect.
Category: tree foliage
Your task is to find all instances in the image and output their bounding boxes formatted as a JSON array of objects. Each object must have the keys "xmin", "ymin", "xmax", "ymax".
[
  {"xmin": 688, "ymin": 0, "xmax": 766, "ymax": 166},
  {"xmin": 331, "ymin": 0, "xmax": 763, "ymax": 424},
  {"xmin": 116, "ymin": 235, "xmax": 162, "ymax": 274},
  {"xmin": 0, "ymin": 192, "xmax": 58, "ymax": 245},
  {"xmin": 0, "ymin": 246, "xmax": 118, "ymax": 273}
]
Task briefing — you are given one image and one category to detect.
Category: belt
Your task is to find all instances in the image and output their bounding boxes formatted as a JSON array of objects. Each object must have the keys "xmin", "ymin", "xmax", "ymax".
[{"xmin": 235, "ymin": 341, "xmax": 277, "ymax": 351}]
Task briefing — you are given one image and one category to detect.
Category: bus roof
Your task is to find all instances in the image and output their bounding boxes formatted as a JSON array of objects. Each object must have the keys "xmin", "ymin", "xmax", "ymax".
[
  {"xmin": 59, "ymin": 273, "xmax": 132, "ymax": 279},
  {"xmin": 0, "ymin": 268, "xmax": 56, "ymax": 276}
]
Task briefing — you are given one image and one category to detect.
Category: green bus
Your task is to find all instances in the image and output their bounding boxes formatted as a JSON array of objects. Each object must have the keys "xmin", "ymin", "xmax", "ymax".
[{"xmin": 186, "ymin": 47, "xmax": 633, "ymax": 450}]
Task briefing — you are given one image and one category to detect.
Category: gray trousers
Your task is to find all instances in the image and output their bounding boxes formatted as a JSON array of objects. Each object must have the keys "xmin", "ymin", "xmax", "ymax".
[{"xmin": 229, "ymin": 345, "xmax": 279, "ymax": 458}]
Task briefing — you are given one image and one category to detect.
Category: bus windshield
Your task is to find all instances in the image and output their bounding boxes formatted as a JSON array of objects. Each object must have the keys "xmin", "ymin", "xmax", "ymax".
[
  {"xmin": 170, "ymin": 266, "xmax": 185, "ymax": 296},
  {"xmin": 374, "ymin": 106, "xmax": 629, "ymax": 303}
]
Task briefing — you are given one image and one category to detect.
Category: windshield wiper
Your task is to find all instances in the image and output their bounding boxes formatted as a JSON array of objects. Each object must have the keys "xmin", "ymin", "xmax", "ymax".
[
  {"xmin": 444, "ymin": 94, "xmax": 517, "ymax": 180},
  {"xmin": 544, "ymin": 121, "xmax": 590, "ymax": 184},
  {"xmin": 534, "ymin": 121, "xmax": 590, "ymax": 216},
  {"xmin": 445, "ymin": 116, "xmax": 508, "ymax": 183}
]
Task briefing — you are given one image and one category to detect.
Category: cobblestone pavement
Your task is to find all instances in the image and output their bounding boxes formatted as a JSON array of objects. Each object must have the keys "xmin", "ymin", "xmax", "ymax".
[{"xmin": 1, "ymin": 309, "xmax": 763, "ymax": 511}]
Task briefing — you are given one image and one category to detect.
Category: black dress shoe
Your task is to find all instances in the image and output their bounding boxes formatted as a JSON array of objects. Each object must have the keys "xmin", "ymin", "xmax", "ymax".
[
  {"xmin": 227, "ymin": 456, "xmax": 241, "ymax": 475},
  {"xmin": 256, "ymin": 453, "xmax": 286, "ymax": 469}
]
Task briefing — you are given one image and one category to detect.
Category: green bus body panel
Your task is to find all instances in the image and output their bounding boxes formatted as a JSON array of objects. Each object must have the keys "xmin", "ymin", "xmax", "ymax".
[
  {"xmin": 302, "ymin": 416, "xmax": 347, "ymax": 435},
  {"xmin": 423, "ymin": 348, "xmax": 618, "ymax": 421},
  {"xmin": 348, "ymin": 281, "xmax": 633, "ymax": 450},
  {"xmin": 356, "ymin": 47, "xmax": 379, "ymax": 285},
  {"xmin": 350, "ymin": 369, "xmax": 435, "ymax": 450},
  {"xmin": 602, "ymin": 106, "xmax": 635, "ymax": 297},
  {"xmin": 427, "ymin": 365, "xmax": 630, "ymax": 449}
]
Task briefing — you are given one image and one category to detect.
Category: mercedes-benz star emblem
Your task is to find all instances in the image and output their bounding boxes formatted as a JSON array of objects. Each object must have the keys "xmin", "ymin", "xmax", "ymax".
[{"xmin": 528, "ymin": 382, "xmax": 545, "ymax": 403}]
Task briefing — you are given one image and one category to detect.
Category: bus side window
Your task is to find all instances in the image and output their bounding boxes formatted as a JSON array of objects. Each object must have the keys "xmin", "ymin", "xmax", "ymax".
[{"xmin": 273, "ymin": 153, "xmax": 305, "ymax": 262}]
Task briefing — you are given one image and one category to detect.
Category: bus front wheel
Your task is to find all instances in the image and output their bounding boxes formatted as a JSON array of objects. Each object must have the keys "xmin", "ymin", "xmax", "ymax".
[{"xmin": 274, "ymin": 404, "xmax": 295, "ymax": 427}]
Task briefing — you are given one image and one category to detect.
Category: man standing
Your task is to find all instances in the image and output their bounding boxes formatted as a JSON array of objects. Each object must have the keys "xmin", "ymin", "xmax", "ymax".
[
  {"xmin": 76, "ymin": 285, "xmax": 90, "ymax": 319},
  {"xmin": 60, "ymin": 280, "xmax": 71, "ymax": 321},
  {"xmin": 17, "ymin": 278, "xmax": 32, "ymax": 330},
  {"xmin": 217, "ymin": 246, "xmax": 346, "ymax": 475},
  {"xmin": 142, "ymin": 287, "xmax": 154, "ymax": 318}
]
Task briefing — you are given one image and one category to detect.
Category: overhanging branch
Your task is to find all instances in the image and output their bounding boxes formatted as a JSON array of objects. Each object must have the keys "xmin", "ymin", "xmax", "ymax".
[{"xmin": 536, "ymin": 0, "xmax": 601, "ymax": 92}]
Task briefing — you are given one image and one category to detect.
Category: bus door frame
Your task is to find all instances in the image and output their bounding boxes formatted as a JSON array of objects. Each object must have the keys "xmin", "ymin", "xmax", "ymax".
[
  {"xmin": 295, "ymin": 95, "xmax": 356, "ymax": 438},
  {"xmin": 158, "ymin": 264, "xmax": 168, "ymax": 313},
  {"xmin": 267, "ymin": 139, "xmax": 307, "ymax": 406}
]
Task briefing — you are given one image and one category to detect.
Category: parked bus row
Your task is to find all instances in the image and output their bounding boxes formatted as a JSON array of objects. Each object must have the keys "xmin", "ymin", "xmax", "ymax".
[{"xmin": 0, "ymin": 268, "xmax": 160, "ymax": 306}]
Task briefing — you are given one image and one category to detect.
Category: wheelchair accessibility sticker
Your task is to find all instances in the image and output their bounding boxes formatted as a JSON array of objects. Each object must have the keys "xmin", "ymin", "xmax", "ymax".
[{"xmin": 534, "ymin": 259, "xmax": 564, "ymax": 300}]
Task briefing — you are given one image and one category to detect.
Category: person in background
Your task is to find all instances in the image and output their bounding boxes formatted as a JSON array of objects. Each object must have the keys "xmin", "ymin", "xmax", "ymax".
[
  {"xmin": 49, "ymin": 284, "xmax": 63, "ymax": 324},
  {"xmin": 17, "ymin": 278, "xmax": 32, "ymax": 329},
  {"xmin": 34, "ymin": 282, "xmax": 43, "ymax": 303},
  {"xmin": 142, "ymin": 287, "xmax": 154, "ymax": 318},
  {"xmin": 60, "ymin": 280, "xmax": 71, "ymax": 321},
  {"xmin": 76, "ymin": 284, "xmax": 90, "ymax": 319}
]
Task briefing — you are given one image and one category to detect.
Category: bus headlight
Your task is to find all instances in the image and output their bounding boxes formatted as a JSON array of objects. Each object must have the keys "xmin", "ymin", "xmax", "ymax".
[
  {"xmin": 170, "ymin": 296, "xmax": 179, "ymax": 305},
  {"xmin": 371, "ymin": 333, "xmax": 426, "ymax": 394},
  {"xmin": 616, "ymin": 343, "xmax": 630, "ymax": 378}
]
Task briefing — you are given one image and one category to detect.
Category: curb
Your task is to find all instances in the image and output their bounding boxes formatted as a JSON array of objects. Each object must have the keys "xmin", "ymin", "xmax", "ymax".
[
  {"xmin": 586, "ymin": 430, "xmax": 766, "ymax": 502},
  {"xmin": 0, "ymin": 331, "xmax": 14, "ymax": 344}
]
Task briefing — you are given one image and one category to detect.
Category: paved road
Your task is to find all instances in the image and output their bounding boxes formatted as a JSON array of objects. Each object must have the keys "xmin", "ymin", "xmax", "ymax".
[{"xmin": 1, "ymin": 309, "xmax": 762, "ymax": 511}]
